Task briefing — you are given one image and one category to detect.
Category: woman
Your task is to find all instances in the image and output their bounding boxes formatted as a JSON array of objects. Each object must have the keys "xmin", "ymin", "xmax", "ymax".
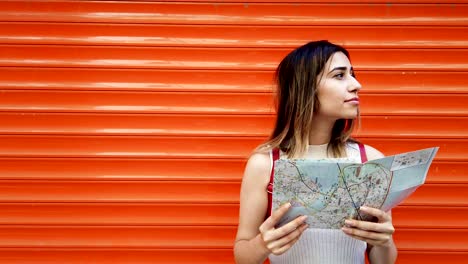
[{"xmin": 234, "ymin": 40, "xmax": 397, "ymax": 264}]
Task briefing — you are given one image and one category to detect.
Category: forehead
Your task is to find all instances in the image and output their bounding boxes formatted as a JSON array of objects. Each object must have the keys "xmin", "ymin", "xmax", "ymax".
[{"xmin": 325, "ymin": 52, "xmax": 352, "ymax": 70}]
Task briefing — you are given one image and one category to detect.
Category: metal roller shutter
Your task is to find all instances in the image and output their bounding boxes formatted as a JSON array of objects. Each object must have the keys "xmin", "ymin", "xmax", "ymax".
[{"xmin": 0, "ymin": 0, "xmax": 466, "ymax": 263}]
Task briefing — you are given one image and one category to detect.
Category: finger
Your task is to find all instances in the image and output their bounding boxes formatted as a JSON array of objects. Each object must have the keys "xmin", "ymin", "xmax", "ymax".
[
  {"xmin": 344, "ymin": 219, "xmax": 394, "ymax": 234},
  {"xmin": 260, "ymin": 202, "xmax": 291, "ymax": 232},
  {"xmin": 342, "ymin": 226, "xmax": 391, "ymax": 241},
  {"xmin": 344, "ymin": 231, "xmax": 393, "ymax": 247},
  {"xmin": 271, "ymin": 226, "xmax": 306, "ymax": 255},
  {"xmin": 264, "ymin": 215, "xmax": 307, "ymax": 243},
  {"xmin": 360, "ymin": 206, "xmax": 391, "ymax": 223},
  {"xmin": 271, "ymin": 239, "xmax": 294, "ymax": 255},
  {"xmin": 343, "ymin": 232, "xmax": 382, "ymax": 246},
  {"xmin": 268, "ymin": 223, "xmax": 308, "ymax": 250},
  {"xmin": 270, "ymin": 215, "xmax": 308, "ymax": 238}
]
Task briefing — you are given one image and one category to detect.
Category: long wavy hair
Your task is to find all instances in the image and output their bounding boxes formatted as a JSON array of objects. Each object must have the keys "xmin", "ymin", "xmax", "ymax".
[{"xmin": 257, "ymin": 40, "xmax": 360, "ymax": 158}]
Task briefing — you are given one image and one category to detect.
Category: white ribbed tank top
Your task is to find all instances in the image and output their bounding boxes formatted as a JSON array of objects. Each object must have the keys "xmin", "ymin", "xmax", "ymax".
[{"xmin": 268, "ymin": 143, "xmax": 367, "ymax": 264}]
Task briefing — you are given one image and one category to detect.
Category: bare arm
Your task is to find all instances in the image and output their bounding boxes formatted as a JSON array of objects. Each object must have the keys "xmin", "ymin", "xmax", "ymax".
[
  {"xmin": 233, "ymin": 152, "xmax": 308, "ymax": 264},
  {"xmin": 233, "ymin": 153, "xmax": 271, "ymax": 264}
]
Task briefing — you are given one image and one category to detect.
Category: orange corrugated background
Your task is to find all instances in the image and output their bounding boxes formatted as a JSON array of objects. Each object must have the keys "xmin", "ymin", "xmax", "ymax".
[{"xmin": 0, "ymin": 0, "xmax": 467, "ymax": 263}]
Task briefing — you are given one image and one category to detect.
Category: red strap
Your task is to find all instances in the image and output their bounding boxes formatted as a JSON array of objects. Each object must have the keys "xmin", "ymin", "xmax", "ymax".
[
  {"xmin": 266, "ymin": 148, "xmax": 279, "ymax": 220},
  {"xmin": 358, "ymin": 142, "xmax": 368, "ymax": 163}
]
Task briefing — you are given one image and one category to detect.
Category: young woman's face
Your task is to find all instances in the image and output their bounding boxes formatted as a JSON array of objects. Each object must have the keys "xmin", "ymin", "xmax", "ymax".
[{"xmin": 316, "ymin": 51, "xmax": 362, "ymax": 120}]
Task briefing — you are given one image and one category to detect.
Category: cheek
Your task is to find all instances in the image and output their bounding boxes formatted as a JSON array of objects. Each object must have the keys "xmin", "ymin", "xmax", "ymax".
[
  {"xmin": 318, "ymin": 91, "xmax": 341, "ymax": 108},
  {"xmin": 318, "ymin": 82, "xmax": 342, "ymax": 100},
  {"xmin": 316, "ymin": 82, "xmax": 346, "ymax": 112}
]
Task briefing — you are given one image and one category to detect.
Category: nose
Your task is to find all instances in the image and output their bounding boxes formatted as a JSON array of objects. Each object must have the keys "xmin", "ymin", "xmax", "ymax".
[{"xmin": 348, "ymin": 75, "xmax": 362, "ymax": 93}]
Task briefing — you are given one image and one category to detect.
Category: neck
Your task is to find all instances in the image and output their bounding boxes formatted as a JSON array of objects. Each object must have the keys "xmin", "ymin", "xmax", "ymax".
[{"xmin": 308, "ymin": 115, "xmax": 336, "ymax": 145}]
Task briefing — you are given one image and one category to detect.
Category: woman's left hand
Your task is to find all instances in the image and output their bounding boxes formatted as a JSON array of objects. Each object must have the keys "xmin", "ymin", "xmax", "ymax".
[{"xmin": 341, "ymin": 206, "xmax": 395, "ymax": 248}]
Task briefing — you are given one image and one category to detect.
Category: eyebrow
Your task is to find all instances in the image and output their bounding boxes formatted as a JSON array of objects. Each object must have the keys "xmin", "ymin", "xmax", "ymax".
[{"xmin": 328, "ymin": 66, "xmax": 354, "ymax": 75}]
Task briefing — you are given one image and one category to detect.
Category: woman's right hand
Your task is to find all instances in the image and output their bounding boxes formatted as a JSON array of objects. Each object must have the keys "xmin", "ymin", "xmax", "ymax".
[{"xmin": 258, "ymin": 202, "xmax": 309, "ymax": 255}]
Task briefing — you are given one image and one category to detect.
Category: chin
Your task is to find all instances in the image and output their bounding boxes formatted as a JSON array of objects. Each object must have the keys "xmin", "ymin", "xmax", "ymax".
[
  {"xmin": 341, "ymin": 116, "xmax": 357, "ymax": 120},
  {"xmin": 340, "ymin": 112, "xmax": 358, "ymax": 119},
  {"xmin": 343, "ymin": 110, "xmax": 359, "ymax": 119}
]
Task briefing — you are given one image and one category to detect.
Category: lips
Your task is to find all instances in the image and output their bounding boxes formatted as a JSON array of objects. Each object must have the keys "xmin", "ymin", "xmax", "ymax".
[{"xmin": 345, "ymin": 98, "xmax": 359, "ymax": 102}]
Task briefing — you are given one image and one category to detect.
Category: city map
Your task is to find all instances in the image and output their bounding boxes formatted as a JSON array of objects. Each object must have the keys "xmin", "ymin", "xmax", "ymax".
[{"xmin": 272, "ymin": 147, "xmax": 439, "ymax": 229}]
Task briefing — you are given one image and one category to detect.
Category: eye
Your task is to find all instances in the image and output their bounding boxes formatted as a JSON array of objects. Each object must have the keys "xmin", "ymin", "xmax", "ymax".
[{"xmin": 333, "ymin": 73, "xmax": 345, "ymax": 79}]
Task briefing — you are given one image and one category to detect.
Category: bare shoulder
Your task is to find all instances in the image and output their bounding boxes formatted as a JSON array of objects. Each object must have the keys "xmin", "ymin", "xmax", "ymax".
[
  {"xmin": 246, "ymin": 151, "xmax": 270, "ymax": 171},
  {"xmin": 364, "ymin": 144, "xmax": 385, "ymax": 160},
  {"xmin": 243, "ymin": 151, "xmax": 271, "ymax": 186}
]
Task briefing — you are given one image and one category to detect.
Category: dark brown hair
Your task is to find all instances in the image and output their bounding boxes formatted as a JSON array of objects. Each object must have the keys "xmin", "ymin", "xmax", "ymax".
[{"xmin": 257, "ymin": 40, "xmax": 359, "ymax": 158}]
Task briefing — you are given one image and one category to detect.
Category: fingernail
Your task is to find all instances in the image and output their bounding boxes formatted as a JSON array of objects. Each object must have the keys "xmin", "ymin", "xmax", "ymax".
[
  {"xmin": 360, "ymin": 206, "xmax": 367, "ymax": 210},
  {"xmin": 344, "ymin": 220, "xmax": 352, "ymax": 225},
  {"xmin": 285, "ymin": 202, "xmax": 291, "ymax": 208}
]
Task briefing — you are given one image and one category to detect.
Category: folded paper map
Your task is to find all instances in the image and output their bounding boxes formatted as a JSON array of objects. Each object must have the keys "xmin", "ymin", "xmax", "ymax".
[{"xmin": 272, "ymin": 147, "xmax": 439, "ymax": 229}]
